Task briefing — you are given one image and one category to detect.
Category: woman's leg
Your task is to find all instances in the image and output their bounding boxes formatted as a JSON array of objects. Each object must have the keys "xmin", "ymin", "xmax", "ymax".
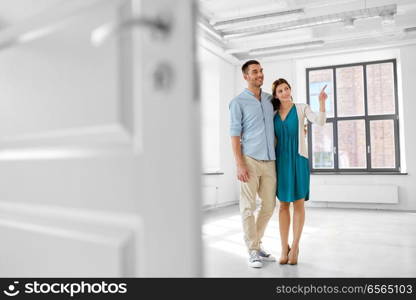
[
  {"xmin": 289, "ymin": 198, "xmax": 305, "ymax": 264},
  {"xmin": 278, "ymin": 201, "xmax": 291, "ymax": 263}
]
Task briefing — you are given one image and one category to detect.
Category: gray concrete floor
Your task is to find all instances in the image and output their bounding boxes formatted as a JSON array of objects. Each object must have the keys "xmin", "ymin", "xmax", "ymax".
[{"xmin": 203, "ymin": 204, "xmax": 416, "ymax": 277}]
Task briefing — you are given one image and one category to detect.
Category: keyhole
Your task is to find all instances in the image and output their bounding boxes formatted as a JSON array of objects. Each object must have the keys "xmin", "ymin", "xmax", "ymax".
[{"xmin": 153, "ymin": 63, "xmax": 174, "ymax": 91}]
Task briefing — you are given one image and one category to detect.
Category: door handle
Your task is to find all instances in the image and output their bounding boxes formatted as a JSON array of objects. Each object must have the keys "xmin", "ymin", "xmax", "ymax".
[{"xmin": 91, "ymin": 13, "xmax": 172, "ymax": 46}]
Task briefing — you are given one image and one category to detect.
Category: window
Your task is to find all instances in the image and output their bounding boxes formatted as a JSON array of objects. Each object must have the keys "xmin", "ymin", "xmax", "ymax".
[{"xmin": 306, "ymin": 59, "xmax": 400, "ymax": 173}]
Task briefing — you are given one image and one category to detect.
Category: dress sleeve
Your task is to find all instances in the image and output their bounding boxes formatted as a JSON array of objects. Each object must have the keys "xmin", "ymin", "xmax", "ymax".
[{"xmin": 304, "ymin": 104, "xmax": 326, "ymax": 126}]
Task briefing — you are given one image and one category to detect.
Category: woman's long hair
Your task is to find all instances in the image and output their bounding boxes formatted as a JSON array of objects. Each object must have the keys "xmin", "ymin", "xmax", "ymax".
[{"xmin": 271, "ymin": 78, "xmax": 292, "ymax": 112}]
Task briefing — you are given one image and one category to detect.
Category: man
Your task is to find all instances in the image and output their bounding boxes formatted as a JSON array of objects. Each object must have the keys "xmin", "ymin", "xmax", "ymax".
[{"xmin": 229, "ymin": 60, "xmax": 277, "ymax": 268}]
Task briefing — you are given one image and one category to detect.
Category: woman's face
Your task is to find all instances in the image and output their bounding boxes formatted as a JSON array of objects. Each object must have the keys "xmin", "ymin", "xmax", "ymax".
[{"xmin": 275, "ymin": 83, "xmax": 291, "ymax": 102}]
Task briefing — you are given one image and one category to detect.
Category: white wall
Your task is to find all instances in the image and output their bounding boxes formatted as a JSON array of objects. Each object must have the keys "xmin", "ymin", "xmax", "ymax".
[
  {"xmin": 199, "ymin": 46, "xmax": 238, "ymax": 209},
  {"xmin": 199, "ymin": 47, "xmax": 220, "ymax": 172}
]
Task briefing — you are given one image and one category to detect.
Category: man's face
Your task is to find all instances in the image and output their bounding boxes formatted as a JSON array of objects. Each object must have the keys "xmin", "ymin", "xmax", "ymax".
[{"xmin": 244, "ymin": 64, "xmax": 264, "ymax": 88}]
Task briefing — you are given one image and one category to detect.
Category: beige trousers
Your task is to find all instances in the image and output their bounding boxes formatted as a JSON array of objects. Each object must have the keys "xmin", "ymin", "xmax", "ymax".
[{"xmin": 240, "ymin": 155, "xmax": 276, "ymax": 251}]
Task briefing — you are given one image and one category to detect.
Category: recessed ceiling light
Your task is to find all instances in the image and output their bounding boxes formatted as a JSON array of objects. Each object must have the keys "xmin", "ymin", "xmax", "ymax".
[
  {"xmin": 344, "ymin": 18, "xmax": 355, "ymax": 29},
  {"xmin": 211, "ymin": 9, "xmax": 304, "ymax": 28},
  {"xmin": 249, "ymin": 40, "xmax": 324, "ymax": 56},
  {"xmin": 381, "ymin": 12, "xmax": 395, "ymax": 25}
]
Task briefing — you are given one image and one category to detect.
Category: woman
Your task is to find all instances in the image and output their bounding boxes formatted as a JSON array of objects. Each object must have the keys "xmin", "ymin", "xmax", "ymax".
[{"xmin": 272, "ymin": 78, "xmax": 327, "ymax": 265}]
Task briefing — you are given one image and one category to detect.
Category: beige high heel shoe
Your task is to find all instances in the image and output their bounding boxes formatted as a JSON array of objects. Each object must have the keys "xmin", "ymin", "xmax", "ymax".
[
  {"xmin": 279, "ymin": 245, "xmax": 291, "ymax": 265},
  {"xmin": 288, "ymin": 247, "xmax": 299, "ymax": 265}
]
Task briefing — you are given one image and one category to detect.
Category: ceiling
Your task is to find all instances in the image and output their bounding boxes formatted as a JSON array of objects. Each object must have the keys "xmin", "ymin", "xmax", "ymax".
[
  {"xmin": 0, "ymin": 0, "xmax": 415, "ymax": 63},
  {"xmin": 198, "ymin": 0, "xmax": 416, "ymax": 62}
]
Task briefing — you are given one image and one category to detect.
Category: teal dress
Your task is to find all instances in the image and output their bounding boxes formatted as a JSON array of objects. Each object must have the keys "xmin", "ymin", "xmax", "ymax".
[{"xmin": 274, "ymin": 104, "xmax": 310, "ymax": 202}]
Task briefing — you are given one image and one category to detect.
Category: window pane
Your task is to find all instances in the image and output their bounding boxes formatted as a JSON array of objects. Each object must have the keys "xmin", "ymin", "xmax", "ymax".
[
  {"xmin": 338, "ymin": 120, "xmax": 366, "ymax": 168},
  {"xmin": 312, "ymin": 122, "xmax": 334, "ymax": 169},
  {"xmin": 367, "ymin": 63, "xmax": 395, "ymax": 115},
  {"xmin": 370, "ymin": 120, "xmax": 396, "ymax": 168},
  {"xmin": 308, "ymin": 69, "xmax": 334, "ymax": 118},
  {"xmin": 336, "ymin": 66, "xmax": 364, "ymax": 117}
]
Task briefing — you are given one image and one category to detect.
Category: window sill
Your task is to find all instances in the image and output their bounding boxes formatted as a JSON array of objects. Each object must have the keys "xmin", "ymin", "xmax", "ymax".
[{"xmin": 202, "ymin": 171, "xmax": 224, "ymax": 175}]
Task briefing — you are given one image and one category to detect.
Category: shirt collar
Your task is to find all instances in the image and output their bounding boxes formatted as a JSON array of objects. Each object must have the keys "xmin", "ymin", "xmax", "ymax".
[{"xmin": 244, "ymin": 88, "xmax": 263, "ymax": 98}]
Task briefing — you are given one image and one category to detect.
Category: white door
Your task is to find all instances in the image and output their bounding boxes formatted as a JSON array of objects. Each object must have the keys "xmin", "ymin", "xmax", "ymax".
[{"xmin": 0, "ymin": 0, "xmax": 201, "ymax": 277}]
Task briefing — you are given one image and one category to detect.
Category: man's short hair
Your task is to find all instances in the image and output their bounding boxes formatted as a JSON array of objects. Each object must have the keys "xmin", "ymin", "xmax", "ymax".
[{"xmin": 241, "ymin": 60, "xmax": 260, "ymax": 74}]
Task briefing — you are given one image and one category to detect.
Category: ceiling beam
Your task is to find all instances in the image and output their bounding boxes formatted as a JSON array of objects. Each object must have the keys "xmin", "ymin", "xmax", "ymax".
[{"xmin": 222, "ymin": 4, "xmax": 397, "ymax": 39}]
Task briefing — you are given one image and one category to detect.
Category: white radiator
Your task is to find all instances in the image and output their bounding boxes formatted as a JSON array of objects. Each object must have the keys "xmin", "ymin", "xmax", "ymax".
[
  {"xmin": 202, "ymin": 186, "xmax": 218, "ymax": 207},
  {"xmin": 311, "ymin": 184, "xmax": 398, "ymax": 204}
]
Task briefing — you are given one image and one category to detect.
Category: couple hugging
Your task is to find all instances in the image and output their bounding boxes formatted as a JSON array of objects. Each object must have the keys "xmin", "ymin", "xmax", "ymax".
[{"xmin": 229, "ymin": 60, "xmax": 327, "ymax": 268}]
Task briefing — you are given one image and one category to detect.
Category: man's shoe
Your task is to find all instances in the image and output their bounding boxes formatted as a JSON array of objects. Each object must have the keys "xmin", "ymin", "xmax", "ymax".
[
  {"xmin": 258, "ymin": 247, "xmax": 276, "ymax": 262},
  {"xmin": 248, "ymin": 250, "xmax": 263, "ymax": 268}
]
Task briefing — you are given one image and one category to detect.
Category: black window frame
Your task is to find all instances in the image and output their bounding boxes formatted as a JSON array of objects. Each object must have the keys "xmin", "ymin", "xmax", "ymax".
[{"xmin": 306, "ymin": 59, "xmax": 401, "ymax": 174}]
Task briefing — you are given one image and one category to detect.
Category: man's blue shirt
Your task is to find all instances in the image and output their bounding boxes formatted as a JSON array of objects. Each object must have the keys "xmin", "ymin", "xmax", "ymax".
[{"xmin": 229, "ymin": 88, "xmax": 276, "ymax": 161}]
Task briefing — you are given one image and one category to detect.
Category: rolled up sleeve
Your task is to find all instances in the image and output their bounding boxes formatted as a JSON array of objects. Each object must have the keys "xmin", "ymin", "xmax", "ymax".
[{"xmin": 229, "ymin": 100, "xmax": 242, "ymax": 136}]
